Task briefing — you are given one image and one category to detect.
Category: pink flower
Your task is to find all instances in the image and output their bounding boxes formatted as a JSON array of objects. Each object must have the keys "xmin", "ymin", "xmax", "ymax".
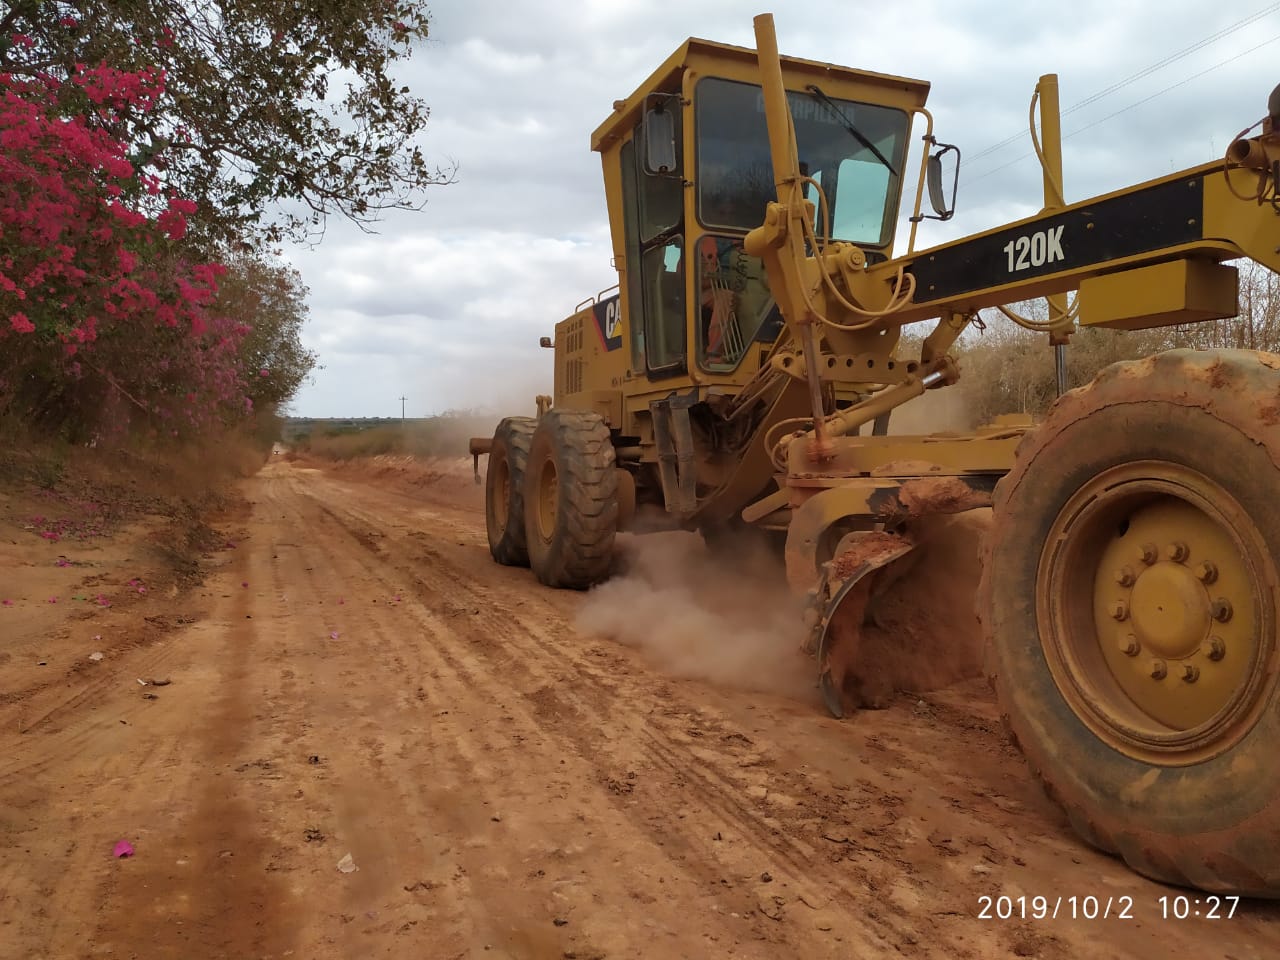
[
  {"xmin": 9, "ymin": 312, "xmax": 35, "ymax": 334},
  {"xmin": 1, "ymin": 600, "xmax": 12, "ymax": 607}
]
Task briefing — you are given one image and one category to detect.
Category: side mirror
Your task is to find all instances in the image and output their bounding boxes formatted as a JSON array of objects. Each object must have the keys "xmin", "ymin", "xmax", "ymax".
[
  {"xmin": 643, "ymin": 96, "xmax": 680, "ymax": 176},
  {"xmin": 925, "ymin": 141, "xmax": 960, "ymax": 221}
]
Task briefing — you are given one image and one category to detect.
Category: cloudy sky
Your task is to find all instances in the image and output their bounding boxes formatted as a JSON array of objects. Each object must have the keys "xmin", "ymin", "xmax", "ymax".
[{"xmin": 282, "ymin": 0, "xmax": 1280, "ymax": 418}]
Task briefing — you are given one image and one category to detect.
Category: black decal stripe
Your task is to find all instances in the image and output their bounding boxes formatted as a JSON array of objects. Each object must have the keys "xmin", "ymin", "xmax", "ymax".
[{"xmin": 908, "ymin": 175, "xmax": 1204, "ymax": 303}]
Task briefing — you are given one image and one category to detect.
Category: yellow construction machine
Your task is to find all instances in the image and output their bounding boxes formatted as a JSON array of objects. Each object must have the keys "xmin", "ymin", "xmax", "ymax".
[{"xmin": 471, "ymin": 14, "xmax": 1280, "ymax": 895}]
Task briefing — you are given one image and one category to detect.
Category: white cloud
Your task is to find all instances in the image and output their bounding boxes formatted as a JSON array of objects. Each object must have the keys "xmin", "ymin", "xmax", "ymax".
[{"xmin": 285, "ymin": 0, "xmax": 1280, "ymax": 415}]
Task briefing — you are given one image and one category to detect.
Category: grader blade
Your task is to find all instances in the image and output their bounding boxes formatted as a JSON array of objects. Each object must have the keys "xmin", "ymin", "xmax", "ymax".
[{"xmin": 809, "ymin": 531, "xmax": 917, "ymax": 719}]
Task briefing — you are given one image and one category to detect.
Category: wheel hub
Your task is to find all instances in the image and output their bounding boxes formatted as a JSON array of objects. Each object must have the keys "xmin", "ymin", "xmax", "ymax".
[
  {"xmin": 1091, "ymin": 495, "xmax": 1257, "ymax": 734},
  {"xmin": 1127, "ymin": 561, "xmax": 1210, "ymax": 659},
  {"xmin": 1040, "ymin": 462, "xmax": 1273, "ymax": 765}
]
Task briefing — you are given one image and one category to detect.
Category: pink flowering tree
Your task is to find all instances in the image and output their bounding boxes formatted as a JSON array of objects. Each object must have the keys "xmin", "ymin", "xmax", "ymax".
[
  {"xmin": 0, "ymin": 1, "xmax": 429, "ymax": 441},
  {"xmin": 0, "ymin": 61, "xmax": 248, "ymax": 439}
]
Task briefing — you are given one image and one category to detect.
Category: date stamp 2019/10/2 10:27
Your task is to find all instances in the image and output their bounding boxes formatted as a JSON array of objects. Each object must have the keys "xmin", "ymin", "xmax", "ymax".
[{"xmin": 978, "ymin": 894, "xmax": 1242, "ymax": 922}]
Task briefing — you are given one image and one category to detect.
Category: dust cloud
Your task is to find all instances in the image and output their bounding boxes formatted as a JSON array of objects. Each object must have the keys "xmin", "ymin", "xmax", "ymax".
[{"xmin": 576, "ymin": 531, "xmax": 817, "ymax": 703}]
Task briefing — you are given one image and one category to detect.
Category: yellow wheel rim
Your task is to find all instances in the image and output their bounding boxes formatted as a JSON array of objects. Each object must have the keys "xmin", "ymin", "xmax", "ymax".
[
  {"xmin": 1038, "ymin": 461, "xmax": 1276, "ymax": 765},
  {"xmin": 489, "ymin": 453, "xmax": 511, "ymax": 535},
  {"xmin": 536, "ymin": 456, "xmax": 558, "ymax": 543}
]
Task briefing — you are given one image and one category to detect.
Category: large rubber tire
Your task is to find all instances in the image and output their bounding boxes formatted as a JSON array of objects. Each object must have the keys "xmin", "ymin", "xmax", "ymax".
[
  {"xmin": 979, "ymin": 349, "xmax": 1280, "ymax": 895},
  {"xmin": 524, "ymin": 410, "xmax": 618, "ymax": 589},
  {"xmin": 485, "ymin": 417, "xmax": 536, "ymax": 566}
]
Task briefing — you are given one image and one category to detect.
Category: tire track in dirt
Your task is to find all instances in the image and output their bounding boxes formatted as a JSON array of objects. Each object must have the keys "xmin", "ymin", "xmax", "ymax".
[
  {"xmin": 301, "ymin": 474, "xmax": 1049, "ymax": 954},
  {"xmin": 276, "ymin": 472, "xmax": 733, "ymax": 957},
  {"xmin": 80, "ymin": 514, "xmax": 302, "ymax": 960},
  {"xmin": 293, "ymin": 468, "xmax": 1038, "ymax": 957}
]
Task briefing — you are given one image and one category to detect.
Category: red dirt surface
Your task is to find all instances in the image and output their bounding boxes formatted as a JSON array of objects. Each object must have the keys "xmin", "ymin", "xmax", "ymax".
[{"xmin": 2, "ymin": 458, "xmax": 1278, "ymax": 959}]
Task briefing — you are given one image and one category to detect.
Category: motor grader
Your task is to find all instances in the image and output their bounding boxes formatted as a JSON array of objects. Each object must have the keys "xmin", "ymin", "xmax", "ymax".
[{"xmin": 470, "ymin": 13, "xmax": 1280, "ymax": 895}]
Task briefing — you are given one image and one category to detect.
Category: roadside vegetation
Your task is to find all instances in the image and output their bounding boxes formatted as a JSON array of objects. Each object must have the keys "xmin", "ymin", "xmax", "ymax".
[
  {"xmin": 289, "ymin": 414, "xmax": 498, "ymax": 462},
  {"xmin": 0, "ymin": 1, "xmax": 449, "ymax": 487},
  {"xmin": 955, "ymin": 261, "xmax": 1280, "ymax": 426}
]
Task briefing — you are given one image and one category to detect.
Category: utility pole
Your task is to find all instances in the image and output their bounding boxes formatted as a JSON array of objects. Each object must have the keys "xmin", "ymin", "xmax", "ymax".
[{"xmin": 399, "ymin": 395, "xmax": 407, "ymax": 422}]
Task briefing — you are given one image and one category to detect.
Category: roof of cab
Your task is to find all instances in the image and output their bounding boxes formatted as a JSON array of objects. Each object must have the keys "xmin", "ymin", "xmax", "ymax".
[{"xmin": 590, "ymin": 36, "xmax": 931, "ymax": 152}]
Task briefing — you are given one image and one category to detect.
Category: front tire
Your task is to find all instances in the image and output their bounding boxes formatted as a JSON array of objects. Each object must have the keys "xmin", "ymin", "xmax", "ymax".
[
  {"xmin": 524, "ymin": 410, "xmax": 618, "ymax": 589},
  {"xmin": 980, "ymin": 349, "xmax": 1280, "ymax": 895}
]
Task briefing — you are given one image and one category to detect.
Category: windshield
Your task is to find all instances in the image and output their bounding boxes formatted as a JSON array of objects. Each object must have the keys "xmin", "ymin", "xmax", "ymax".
[{"xmin": 695, "ymin": 77, "xmax": 909, "ymax": 247}]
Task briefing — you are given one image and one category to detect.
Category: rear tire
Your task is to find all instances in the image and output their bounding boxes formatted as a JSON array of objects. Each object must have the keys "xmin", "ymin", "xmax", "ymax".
[
  {"xmin": 979, "ymin": 349, "xmax": 1280, "ymax": 895},
  {"xmin": 525, "ymin": 410, "xmax": 618, "ymax": 589},
  {"xmin": 485, "ymin": 417, "xmax": 536, "ymax": 566}
]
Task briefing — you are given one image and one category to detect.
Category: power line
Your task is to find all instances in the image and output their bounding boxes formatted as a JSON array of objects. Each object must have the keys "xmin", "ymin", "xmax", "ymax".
[
  {"xmin": 962, "ymin": 33, "xmax": 1280, "ymax": 189},
  {"xmin": 967, "ymin": 3, "xmax": 1280, "ymax": 164}
]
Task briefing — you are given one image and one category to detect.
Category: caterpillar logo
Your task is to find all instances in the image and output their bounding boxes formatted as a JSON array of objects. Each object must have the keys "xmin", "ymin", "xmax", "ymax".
[{"xmin": 593, "ymin": 294, "xmax": 622, "ymax": 352}]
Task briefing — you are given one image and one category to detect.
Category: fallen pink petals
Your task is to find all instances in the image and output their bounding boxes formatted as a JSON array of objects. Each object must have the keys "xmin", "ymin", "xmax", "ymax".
[
  {"xmin": 329, "ymin": 631, "xmax": 340, "ymax": 640},
  {"xmin": 112, "ymin": 840, "xmax": 134, "ymax": 859}
]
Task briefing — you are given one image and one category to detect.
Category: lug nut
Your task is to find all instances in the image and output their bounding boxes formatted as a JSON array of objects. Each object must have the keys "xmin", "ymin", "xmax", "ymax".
[
  {"xmin": 1211, "ymin": 598, "xmax": 1234, "ymax": 623},
  {"xmin": 1202, "ymin": 636, "xmax": 1226, "ymax": 661},
  {"xmin": 1138, "ymin": 543, "xmax": 1158, "ymax": 565},
  {"xmin": 1182, "ymin": 664, "xmax": 1201, "ymax": 683},
  {"xmin": 1110, "ymin": 600, "xmax": 1130, "ymax": 621},
  {"xmin": 1114, "ymin": 566, "xmax": 1136, "ymax": 587},
  {"xmin": 1150, "ymin": 659, "xmax": 1168, "ymax": 680},
  {"xmin": 1166, "ymin": 542, "xmax": 1190, "ymax": 563},
  {"xmin": 1195, "ymin": 561, "xmax": 1218, "ymax": 584},
  {"xmin": 1119, "ymin": 634, "xmax": 1141, "ymax": 656}
]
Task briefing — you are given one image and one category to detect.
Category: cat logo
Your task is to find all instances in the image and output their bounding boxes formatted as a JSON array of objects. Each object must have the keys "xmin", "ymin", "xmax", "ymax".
[{"xmin": 593, "ymin": 294, "xmax": 622, "ymax": 352}]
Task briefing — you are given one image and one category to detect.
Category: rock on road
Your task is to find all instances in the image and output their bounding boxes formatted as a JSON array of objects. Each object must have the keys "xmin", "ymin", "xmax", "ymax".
[{"xmin": 2, "ymin": 459, "xmax": 1278, "ymax": 959}]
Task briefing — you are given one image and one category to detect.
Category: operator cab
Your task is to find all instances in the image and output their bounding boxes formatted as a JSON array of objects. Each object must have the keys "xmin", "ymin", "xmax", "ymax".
[{"xmin": 589, "ymin": 37, "xmax": 929, "ymax": 390}]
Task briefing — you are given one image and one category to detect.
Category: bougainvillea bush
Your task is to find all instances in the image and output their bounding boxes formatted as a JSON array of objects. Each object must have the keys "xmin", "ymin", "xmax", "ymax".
[{"xmin": 0, "ymin": 55, "xmax": 250, "ymax": 441}]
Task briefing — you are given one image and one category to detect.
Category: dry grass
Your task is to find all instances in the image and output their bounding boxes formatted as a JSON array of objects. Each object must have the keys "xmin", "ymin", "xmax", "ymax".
[
  {"xmin": 0, "ymin": 414, "xmax": 270, "ymax": 518},
  {"xmin": 293, "ymin": 415, "xmax": 497, "ymax": 462}
]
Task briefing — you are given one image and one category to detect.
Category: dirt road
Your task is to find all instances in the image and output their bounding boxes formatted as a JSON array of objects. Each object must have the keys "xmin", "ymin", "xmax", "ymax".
[{"xmin": 3, "ymin": 458, "xmax": 1279, "ymax": 959}]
